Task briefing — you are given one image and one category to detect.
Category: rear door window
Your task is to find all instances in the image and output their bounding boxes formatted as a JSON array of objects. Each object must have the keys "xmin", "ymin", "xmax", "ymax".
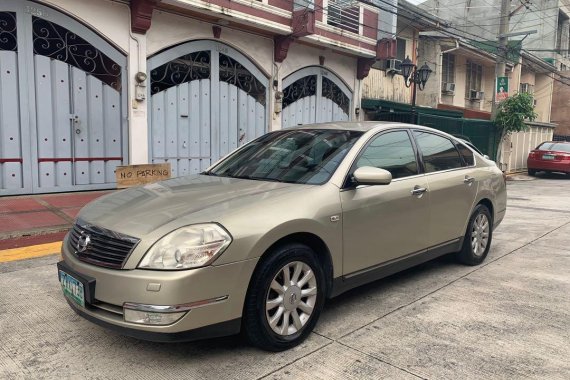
[
  {"xmin": 413, "ymin": 131, "xmax": 463, "ymax": 173},
  {"xmin": 457, "ymin": 143, "xmax": 475, "ymax": 166}
]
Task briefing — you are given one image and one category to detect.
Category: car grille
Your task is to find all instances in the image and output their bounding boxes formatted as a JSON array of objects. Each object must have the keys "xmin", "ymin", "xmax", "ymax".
[{"xmin": 68, "ymin": 220, "xmax": 140, "ymax": 269}]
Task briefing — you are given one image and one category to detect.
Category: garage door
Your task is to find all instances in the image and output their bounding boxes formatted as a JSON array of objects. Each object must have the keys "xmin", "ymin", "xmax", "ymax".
[
  {"xmin": 282, "ymin": 67, "xmax": 352, "ymax": 128},
  {"xmin": 148, "ymin": 41, "xmax": 269, "ymax": 177},
  {"xmin": 0, "ymin": 1, "xmax": 127, "ymax": 195}
]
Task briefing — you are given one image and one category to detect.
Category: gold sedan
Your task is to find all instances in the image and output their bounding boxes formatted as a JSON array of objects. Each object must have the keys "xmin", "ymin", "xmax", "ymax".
[{"xmin": 57, "ymin": 122, "xmax": 507, "ymax": 351}]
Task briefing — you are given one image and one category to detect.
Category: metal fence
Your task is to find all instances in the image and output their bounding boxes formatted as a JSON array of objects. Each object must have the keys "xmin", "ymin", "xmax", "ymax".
[{"xmin": 499, "ymin": 123, "xmax": 555, "ymax": 173}]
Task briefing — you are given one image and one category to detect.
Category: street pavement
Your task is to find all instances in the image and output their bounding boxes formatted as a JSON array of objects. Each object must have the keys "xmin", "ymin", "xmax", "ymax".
[{"xmin": 1, "ymin": 174, "xmax": 569, "ymax": 379}]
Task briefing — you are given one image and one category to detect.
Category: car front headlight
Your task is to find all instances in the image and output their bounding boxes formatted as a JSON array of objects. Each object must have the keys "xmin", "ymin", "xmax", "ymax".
[{"xmin": 138, "ymin": 224, "xmax": 232, "ymax": 270}]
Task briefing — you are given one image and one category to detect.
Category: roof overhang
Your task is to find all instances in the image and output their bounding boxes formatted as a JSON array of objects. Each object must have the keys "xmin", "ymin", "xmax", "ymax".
[{"xmin": 521, "ymin": 51, "xmax": 557, "ymax": 74}]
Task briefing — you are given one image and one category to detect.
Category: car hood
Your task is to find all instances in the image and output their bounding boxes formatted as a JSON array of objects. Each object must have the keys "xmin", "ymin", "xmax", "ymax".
[{"xmin": 78, "ymin": 175, "xmax": 307, "ymax": 237}]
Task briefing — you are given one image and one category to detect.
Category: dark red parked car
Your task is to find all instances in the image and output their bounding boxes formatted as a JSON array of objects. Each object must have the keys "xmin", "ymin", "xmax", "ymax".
[{"xmin": 527, "ymin": 141, "xmax": 570, "ymax": 176}]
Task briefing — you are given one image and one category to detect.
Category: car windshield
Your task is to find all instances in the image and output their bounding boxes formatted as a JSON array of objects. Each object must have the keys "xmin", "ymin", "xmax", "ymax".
[
  {"xmin": 206, "ymin": 129, "xmax": 363, "ymax": 184},
  {"xmin": 537, "ymin": 142, "xmax": 570, "ymax": 153}
]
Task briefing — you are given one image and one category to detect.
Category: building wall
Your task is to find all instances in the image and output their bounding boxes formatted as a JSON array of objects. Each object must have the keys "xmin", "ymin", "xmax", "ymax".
[
  {"xmin": 438, "ymin": 53, "xmax": 495, "ymax": 112},
  {"xmin": 415, "ymin": 37, "xmax": 440, "ymax": 108},
  {"xmin": 420, "ymin": 0, "xmax": 564, "ymax": 64},
  {"xmin": 534, "ymin": 73, "xmax": 554, "ymax": 123},
  {"xmin": 360, "ymin": 25, "xmax": 416, "ymax": 103},
  {"xmin": 551, "ymin": 71, "xmax": 570, "ymax": 135},
  {"xmin": 39, "ymin": 0, "xmax": 131, "ymax": 52}
]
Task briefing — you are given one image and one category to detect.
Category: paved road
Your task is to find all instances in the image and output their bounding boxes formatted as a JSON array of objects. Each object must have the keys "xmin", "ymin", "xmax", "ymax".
[{"xmin": 1, "ymin": 174, "xmax": 569, "ymax": 379}]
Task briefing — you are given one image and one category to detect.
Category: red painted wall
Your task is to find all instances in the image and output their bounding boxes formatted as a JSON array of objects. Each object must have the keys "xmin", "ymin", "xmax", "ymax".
[
  {"xmin": 268, "ymin": 0, "xmax": 292, "ymax": 11},
  {"xmin": 363, "ymin": 9, "xmax": 378, "ymax": 39}
]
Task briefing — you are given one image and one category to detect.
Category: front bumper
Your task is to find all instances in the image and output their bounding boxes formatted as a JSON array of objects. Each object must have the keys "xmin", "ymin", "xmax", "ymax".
[
  {"xmin": 59, "ymin": 238, "xmax": 258, "ymax": 339},
  {"xmin": 65, "ymin": 298, "xmax": 241, "ymax": 342}
]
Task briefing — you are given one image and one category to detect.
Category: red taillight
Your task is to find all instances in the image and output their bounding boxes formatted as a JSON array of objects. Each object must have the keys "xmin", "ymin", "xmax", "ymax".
[
  {"xmin": 556, "ymin": 154, "xmax": 570, "ymax": 160},
  {"xmin": 528, "ymin": 151, "xmax": 538, "ymax": 159}
]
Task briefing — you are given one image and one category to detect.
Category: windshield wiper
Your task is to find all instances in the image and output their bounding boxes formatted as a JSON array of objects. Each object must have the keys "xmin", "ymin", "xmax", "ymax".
[{"xmin": 234, "ymin": 175, "xmax": 284, "ymax": 182}]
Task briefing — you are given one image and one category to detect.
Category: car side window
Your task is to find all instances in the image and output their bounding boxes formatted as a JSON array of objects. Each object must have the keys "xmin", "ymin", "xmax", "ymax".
[
  {"xmin": 355, "ymin": 131, "xmax": 418, "ymax": 179},
  {"xmin": 457, "ymin": 143, "xmax": 475, "ymax": 166},
  {"xmin": 413, "ymin": 131, "xmax": 463, "ymax": 173}
]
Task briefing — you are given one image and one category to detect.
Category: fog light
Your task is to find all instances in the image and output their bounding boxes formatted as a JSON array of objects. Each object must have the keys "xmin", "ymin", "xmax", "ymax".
[{"xmin": 123, "ymin": 309, "xmax": 186, "ymax": 325}]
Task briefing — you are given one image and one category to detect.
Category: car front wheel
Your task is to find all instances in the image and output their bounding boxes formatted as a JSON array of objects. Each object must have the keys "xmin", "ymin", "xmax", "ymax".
[
  {"xmin": 456, "ymin": 204, "xmax": 493, "ymax": 266},
  {"xmin": 243, "ymin": 243, "xmax": 325, "ymax": 351}
]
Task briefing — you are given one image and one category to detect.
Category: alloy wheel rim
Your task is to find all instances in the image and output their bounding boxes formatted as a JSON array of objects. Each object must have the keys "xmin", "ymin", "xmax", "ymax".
[
  {"xmin": 471, "ymin": 213, "xmax": 490, "ymax": 257},
  {"xmin": 265, "ymin": 261, "xmax": 318, "ymax": 336}
]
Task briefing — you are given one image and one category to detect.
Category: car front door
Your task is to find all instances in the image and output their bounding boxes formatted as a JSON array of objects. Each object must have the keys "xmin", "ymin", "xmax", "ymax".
[
  {"xmin": 412, "ymin": 131, "xmax": 479, "ymax": 247},
  {"xmin": 340, "ymin": 130, "xmax": 430, "ymax": 276}
]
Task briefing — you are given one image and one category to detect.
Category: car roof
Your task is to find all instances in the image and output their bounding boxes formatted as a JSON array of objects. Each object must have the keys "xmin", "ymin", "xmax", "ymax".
[{"xmin": 287, "ymin": 121, "xmax": 441, "ymax": 133}]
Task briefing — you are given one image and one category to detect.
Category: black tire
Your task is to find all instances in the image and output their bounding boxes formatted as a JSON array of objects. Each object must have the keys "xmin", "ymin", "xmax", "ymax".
[
  {"xmin": 456, "ymin": 204, "xmax": 493, "ymax": 266},
  {"xmin": 243, "ymin": 243, "xmax": 326, "ymax": 351},
  {"xmin": 528, "ymin": 169, "xmax": 537, "ymax": 176}
]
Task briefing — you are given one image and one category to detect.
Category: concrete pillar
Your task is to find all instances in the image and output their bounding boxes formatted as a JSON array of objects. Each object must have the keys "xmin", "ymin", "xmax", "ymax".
[{"xmin": 127, "ymin": 33, "xmax": 149, "ymax": 164}]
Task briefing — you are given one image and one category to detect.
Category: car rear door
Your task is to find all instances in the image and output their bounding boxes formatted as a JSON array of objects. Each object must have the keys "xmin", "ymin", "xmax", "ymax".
[
  {"xmin": 412, "ymin": 130, "xmax": 479, "ymax": 248},
  {"xmin": 340, "ymin": 129, "xmax": 430, "ymax": 275}
]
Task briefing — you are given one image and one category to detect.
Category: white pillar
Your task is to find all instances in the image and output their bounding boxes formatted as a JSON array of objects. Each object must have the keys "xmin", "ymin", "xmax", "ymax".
[{"xmin": 127, "ymin": 33, "xmax": 149, "ymax": 164}]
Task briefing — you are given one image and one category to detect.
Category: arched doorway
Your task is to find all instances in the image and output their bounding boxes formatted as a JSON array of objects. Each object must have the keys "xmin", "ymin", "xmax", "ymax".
[
  {"xmin": 0, "ymin": 1, "xmax": 127, "ymax": 195},
  {"xmin": 147, "ymin": 41, "xmax": 269, "ymax": 176},
  {"xmin": 282, "ymin": 67, "xmax": 352, "ymax": 128}
]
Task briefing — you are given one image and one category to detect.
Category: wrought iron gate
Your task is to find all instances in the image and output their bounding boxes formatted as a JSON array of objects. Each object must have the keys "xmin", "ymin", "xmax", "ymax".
[
  {"xmin": 282, "ymin": 67, "xmax": 352, "ymax": 128},
  {"xmin": 0, "ymin": 1, "xmax": 127, "ymax": 195},
  {"xmin": 148, "ymin": 41, "xmax": 269, "ymax": 176}
]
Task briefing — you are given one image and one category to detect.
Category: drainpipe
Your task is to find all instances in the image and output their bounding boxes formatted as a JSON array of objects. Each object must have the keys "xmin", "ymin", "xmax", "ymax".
[{"xmin": 438, "ymin": 40, "xmax": 460, "ymax": 106}]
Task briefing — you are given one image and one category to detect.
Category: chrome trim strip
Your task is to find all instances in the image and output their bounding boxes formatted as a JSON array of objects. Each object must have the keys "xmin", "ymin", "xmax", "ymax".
[{"xmin": 123, "ymin": 295, "xmax": 229, "ymax": 313}]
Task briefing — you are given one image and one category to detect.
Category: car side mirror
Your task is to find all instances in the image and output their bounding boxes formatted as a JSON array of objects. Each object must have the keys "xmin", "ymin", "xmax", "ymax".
[
  {"xmin": 483, "ymin": 154, "xmax": 490, "ymax": 160},
  {"xmin": 353, "ymin": 166, "xmax": 392, "ymax": 186}
]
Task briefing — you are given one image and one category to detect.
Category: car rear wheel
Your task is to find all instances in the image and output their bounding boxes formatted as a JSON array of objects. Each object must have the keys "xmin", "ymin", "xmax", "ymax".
[
  {"xmin": 528, "ymin": 169, "xmax": 537, "ymax": 176},
  {"xmin": 456, "ymin": 204, "xmax": 493, "ymax": 266},
  {"xmin": 243, "ymin": 243, "xmax": 325, "ymax": 351}
]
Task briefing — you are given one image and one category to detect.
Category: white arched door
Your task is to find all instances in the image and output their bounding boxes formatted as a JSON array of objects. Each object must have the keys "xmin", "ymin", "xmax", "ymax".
[
  {"xmin": 282, "ymin": 67, "xmax": 352, "ymax": 128},
  {"xmin": 0, "ymin": 1, "xmax": 127, "ymax": 195},
  {"xmin": 148, "ymin": 41, "xmax": 269, "ymax": 177}
]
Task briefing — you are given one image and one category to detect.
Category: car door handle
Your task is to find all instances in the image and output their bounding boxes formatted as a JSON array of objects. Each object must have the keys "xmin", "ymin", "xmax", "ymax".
[
  {"xmin": 411, "ymin": 186, "xmax": 427, "ymax": 196},
  {"xmin": 464, "ymin": 176, "xmax": 475, "ymax": 184}
]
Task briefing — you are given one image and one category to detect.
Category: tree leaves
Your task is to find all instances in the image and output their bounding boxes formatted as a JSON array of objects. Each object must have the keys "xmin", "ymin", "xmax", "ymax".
[{"xmin": 494, "ymin": 92, "xmax": 538, "ymax": 134}]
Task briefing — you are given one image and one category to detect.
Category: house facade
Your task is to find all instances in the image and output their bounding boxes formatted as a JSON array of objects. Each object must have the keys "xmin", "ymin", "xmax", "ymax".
[
  {"xmin": 415, "ymin": 38, "xmax": 554, "ymax": 123},
  {"xmin": 0, "ymin": 0, "xmax": 391, "ymax": 195}
]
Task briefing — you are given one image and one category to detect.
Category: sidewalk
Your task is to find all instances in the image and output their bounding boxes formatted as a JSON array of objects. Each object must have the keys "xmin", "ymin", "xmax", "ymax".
[{"xmin": 0, "ymin": 190, "xmax": 112, "ymax": 251}]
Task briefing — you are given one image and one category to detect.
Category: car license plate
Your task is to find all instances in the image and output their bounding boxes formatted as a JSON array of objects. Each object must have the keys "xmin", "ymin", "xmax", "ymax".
[
  {"xmin": 542, "ymin": 154, "xmax": 555, "ymax": 160},
  {"xmin": 59, "ymin": 270, "xmax": 85, "ymax": 308}
]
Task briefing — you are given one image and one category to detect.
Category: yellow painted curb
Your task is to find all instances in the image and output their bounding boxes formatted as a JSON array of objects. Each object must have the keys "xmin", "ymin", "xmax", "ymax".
[{"xmin": 0, "ymin": 242, "xmax": 62, "ymax": 263}]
